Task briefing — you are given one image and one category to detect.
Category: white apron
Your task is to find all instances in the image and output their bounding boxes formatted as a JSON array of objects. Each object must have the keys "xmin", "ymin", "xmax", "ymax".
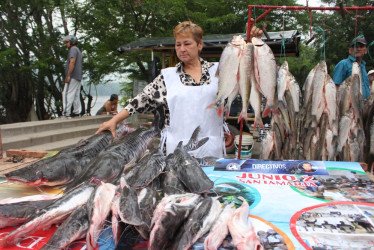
[{"xmin": 161, "ymin": 63, "xmax": 224, "ymax": 158}]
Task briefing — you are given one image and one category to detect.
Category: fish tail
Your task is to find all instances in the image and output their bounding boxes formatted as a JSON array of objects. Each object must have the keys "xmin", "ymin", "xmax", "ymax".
[
  {"xmin": 217, "ymin": 103, "xmax": 224, "ymax": 117},
  {"xmin": 151, "ymin": 111, "xmax": 161, "ymax": 131},
  {"xmin": 238, "ymin": 109, "xmax": 247, "ymax": 123},
  {"xmin": 262, "ymin": 105, "xmax": 272, "ymax": 118}
]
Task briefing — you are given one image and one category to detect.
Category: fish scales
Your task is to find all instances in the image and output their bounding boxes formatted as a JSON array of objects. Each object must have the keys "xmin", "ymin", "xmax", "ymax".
[
  {"xmin": 65, "ymin": 114, "xmax": 161, "ymax": 190},
  {"xmin": 324, "ymin": 75, "xmax": 337, "ymax": 128},
  {"xmin": 238, "ymin": 43, "xmax": 253, "ymax": 122},
  {"xmin": 0, "ymin": 182, "xmax": 96, "ymax": 247},
  {"xmin": 277, "ymin": 61, "xmax": 289, "ymax": 103},
  {"xmin": 311, "ymin": 61, "xmax": 327, "ymax": 123},
  {"xmin": 209, "ymin": 35, "xmax": 245, "ymax": 116},
  {"xmin": 252, "ymin": 37, "xmax": 277, "ymax": 117},
  {"xmin": 169, "ymin": 197, "xmax": 222, "ymax": 250},
  {"xmin": 249, "ymin": 74, "xmax": 264, "ymax": 130}
]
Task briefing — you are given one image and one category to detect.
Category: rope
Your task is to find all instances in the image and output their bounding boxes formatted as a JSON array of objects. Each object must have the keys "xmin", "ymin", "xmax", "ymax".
[
  {"xmin": 316, "ymin": 27, "xmax": 326, "ymax": 61},
  {"xmin": 279, "ymin": 9, "xmax": 287, "ymax": 62}
]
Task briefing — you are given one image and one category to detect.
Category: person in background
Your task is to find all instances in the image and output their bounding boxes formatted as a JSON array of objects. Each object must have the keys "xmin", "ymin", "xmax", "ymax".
[
  {"xmin": 62, "ymin": 35, "xmax": 83, "ymax": 118},
  {"xmin": 368, "ymin": 69, "xmax": 374, "ymax": 95},
  {"xmin": 96, "ymin": 94, "xmax": 119, "ymax": 115},
  {"xmin": 333, "ymin": 36, "xmax": 370, "ymax": 99},
  {"xmin": 96, "ymin": 20, "xmax": 263, "ymax": 158}
]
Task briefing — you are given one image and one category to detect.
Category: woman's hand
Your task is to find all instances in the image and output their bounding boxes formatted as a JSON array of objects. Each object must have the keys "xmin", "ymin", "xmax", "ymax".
[
  {"xmin": 250, "ymin": 24, "xmax": 263, "ymax": 39},
  {"xmin": 95, "ymin": 119, "xmax": 117, "ymax": 138}
]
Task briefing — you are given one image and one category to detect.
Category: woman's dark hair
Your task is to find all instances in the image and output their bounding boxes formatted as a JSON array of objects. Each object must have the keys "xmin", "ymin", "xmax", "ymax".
[{"xmin": 110, "ymin": 94, "xmax": 118, "ymax": 101}]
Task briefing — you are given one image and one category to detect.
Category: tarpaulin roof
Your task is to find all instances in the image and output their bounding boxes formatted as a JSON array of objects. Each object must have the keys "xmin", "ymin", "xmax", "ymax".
[{"xmin": 118, "ymin": 30, "xmax": 301, "ymax": 57}]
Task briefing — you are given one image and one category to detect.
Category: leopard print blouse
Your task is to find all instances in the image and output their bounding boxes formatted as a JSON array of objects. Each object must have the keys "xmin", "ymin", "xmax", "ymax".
[{"xmin": 124, "ymin": 58, "xmax": 216, "ymax": 126}]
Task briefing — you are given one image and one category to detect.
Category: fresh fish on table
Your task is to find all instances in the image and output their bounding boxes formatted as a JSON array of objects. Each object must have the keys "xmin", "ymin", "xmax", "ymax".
[
  {"xmin": 135, "ymin": 187, "xmax": 159, "ymax": 240},
  {"xmin": 161, "ymin": 159, "xmax": 187, "ymax": 195},
  {"xmin": 207, "ymin": 35, "xmax": 245, "ymax": 116},
  {"xmin": 149, "ymin": 193, "xmax": 202, "ymax": 250},
  {"xmin": 86, "ymin": 182, "xmax": 117, "ymax": 250},
  {"xmin": 4, "ymin": 130, "xmax": 119, "ymax": 187},
  {"xmin": 0, "ymin": 198, "xmax": 58, "ymax": 229},
  {"xmin": 65, "ymin": 113, "xmax": 161, "ymax": 191},
  {"xmin": 40, "ymin": 205, "xmax": 89, "ymax": 250},
  {"xmin": 171, "ymin": 127, "xmax": 214, "ymax": 193},
  {"xmin": 169, "ymin": 197, "xmax": 222, "ymax": 250},
  {"xmin": 252, "ymin": 37, "xmax": 277, "ymax": 117},
  {"xmin": 204, "ymin": 202, "xmax": 235, "ymax": 250},
  {"xmin": 228, "ymin": 197, "xmax": 264, "ymax": 250},
  {"xmin": 124, "ymin": 149, "xmax": 166, "ymax": 189},
  {"xmin": 0, "ymin": 181, "xmax": 97, "ymax": 247}
]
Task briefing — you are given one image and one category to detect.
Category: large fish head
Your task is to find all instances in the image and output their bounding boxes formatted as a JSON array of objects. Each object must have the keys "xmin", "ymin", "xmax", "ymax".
[{"xmin": 5, "ymin": 156, "xmax": 76, "ymax": 186}]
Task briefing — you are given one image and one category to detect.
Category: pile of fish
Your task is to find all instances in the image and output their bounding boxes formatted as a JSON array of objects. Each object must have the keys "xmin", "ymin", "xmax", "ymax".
[
  {"xmin": 260, "ymin": 59, "xmax": 373, "ymax": 165},
  {"xmin": 208, "ymin": 34, "xmax": 372, "ymax": 166},
  {"xmin": 0, "ymin": 115, "xmax": 263, "ymax": 249}
]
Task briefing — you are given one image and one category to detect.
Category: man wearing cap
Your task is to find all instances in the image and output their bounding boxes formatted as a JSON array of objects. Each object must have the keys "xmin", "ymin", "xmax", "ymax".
[
  {"xmin": 333, "ymin": 36, "xmax": 370, "ymax": 99},
  {"xmin": 369, "ymin": 69, "xmax": 374, "ymax": 95}
]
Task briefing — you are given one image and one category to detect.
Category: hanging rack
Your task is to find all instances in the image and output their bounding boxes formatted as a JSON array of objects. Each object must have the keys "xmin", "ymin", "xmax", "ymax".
[{"xmin": 236, "ymin": 4, "xmax": 374, "ymax": 159}]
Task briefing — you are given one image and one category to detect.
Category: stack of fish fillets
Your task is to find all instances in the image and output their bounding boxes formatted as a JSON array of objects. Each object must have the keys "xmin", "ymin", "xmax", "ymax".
[{"xmin": 0, "ymin": 125, "xmax": 264, "ymax": 249}]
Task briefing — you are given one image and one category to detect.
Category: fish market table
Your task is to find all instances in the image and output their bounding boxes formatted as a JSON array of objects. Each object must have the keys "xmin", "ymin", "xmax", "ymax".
[{"xmin": 1, "ymin": 158, "xmax": 374, "ymax": 249}]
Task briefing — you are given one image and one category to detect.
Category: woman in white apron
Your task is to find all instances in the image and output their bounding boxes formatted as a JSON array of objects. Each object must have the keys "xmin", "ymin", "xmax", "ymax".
[{"xmin": 96, "ymin": 21, "xmax": 263, "ymax": 158}]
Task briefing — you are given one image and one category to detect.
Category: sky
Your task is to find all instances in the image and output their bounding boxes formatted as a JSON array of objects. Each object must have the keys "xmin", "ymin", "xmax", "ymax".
[{"xmin": 297, "ymin": 0, "xmax": 326, "ymax": 7}]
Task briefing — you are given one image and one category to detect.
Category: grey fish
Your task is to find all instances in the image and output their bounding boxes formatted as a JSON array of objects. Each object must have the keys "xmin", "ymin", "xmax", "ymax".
[
  {"xmin": 0, "ymin": 181, "xmax": 96, "ymax": 247},
  {"xmin": 65, "ymin": 113, "xmax": 161, "ymax": 191},
  {"xmin": 118, "ymin": 177, "xmax": 144, "ymax": 227},
  {"xmin": 169, "ymin": 127, "xmax": 213, "ymax": 194},
  {"xmin": 124, "ymin": 149, "xmax": 166, "ymax": 189},
  {"xmin": 5, "ymin": 130, "xmax": 116, "ymax": 187},
  {"xmin": 169, "ymin": 197, "xmax": 222, "ymax": 250},
  {"xmin": 149, "ymin": 193, "xmax": 202, "ymax": 250},
  {"xmin": 40, "ymin": 205, "xmax": 89, "ymax": 250},
  {"xmin": 161, "ymin": 159, "xmax": 187, "ymax": 195},
  {"xmin": 134, "ymin": 187, "xmax": 159, "ymax": 240},
  {"xmin": 0, "ymin": 199, "xmax": 57, "ymax": 229}
]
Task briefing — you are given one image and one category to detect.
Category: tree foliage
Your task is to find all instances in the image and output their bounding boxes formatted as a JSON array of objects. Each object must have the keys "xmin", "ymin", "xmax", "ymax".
[{"xmin": 1, "ymin": 0, "xmax": 371, "ymax": 124}]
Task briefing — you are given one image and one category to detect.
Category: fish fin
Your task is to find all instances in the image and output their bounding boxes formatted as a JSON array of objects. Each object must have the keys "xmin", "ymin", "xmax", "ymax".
[
  {"xmin": 238, "ymin": 110, "xmax": 247, "ymax": 123},
  {"xmin": 217, "ymin": 103, "xmax": 224, "ymax": 117},
  {"xmin": 151, "ymin": 111, "xmax": 161, "ymax": 131}
]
